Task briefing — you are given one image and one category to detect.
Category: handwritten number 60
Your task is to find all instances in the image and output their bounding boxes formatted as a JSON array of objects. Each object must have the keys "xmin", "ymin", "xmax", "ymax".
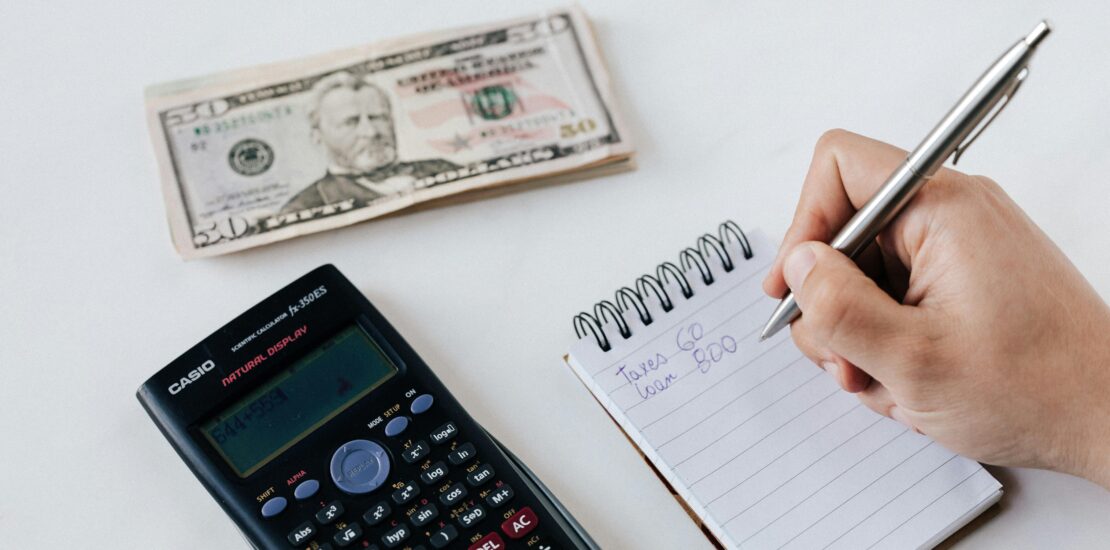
[{"xmin": 676, "ymin": 322, "xmax": 704, "ymax": 350}]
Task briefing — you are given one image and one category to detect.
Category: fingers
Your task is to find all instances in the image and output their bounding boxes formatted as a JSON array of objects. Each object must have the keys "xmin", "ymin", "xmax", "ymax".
[
  {"xmin": 857, "ymin": 382, "xmax": 921, "ymax": 433},
  {"xmin": 783, "ymin": 241, "xmax": 927, "ymax": 380},
  {"xmin": 763, "ymin": 130, "xmax": 909, "ymax": 298}
]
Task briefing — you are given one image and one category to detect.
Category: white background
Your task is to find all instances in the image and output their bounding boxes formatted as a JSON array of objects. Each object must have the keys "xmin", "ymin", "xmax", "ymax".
[{"xmin": 2, "ymin": 1, "xmax": 1108, "ymax": 548}]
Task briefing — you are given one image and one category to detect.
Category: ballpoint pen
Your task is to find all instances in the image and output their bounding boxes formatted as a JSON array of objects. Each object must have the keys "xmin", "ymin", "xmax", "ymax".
[{"xmin": 759, "ymin": 20, "xmax": 1052, "ymax": 341}]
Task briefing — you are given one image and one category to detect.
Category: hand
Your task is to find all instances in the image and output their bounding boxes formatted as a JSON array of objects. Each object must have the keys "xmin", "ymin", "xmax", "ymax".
[{"xmin": 763, "ymin": 129, "xmax": 1110, "ymax": 489}]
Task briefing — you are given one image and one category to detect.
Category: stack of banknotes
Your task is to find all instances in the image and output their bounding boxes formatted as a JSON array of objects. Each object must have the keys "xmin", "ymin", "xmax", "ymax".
[{"xmin": 145, "ymin": 6, "xmax": 632, "ymax": 258}]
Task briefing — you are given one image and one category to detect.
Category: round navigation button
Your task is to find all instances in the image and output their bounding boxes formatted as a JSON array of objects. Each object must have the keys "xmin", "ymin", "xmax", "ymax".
[
  {"xmin": 410, "ymin": 394, "xmax": 434, "ymax": 415},
  {"xmin": 260, "ymin": 496, "xmax": 287, "ymax": 518},
  {"xmin": 293, "ymin": 479, "xmax": 320, "ymax": 500},
  {"xmin": 384, "ymin": 416, "xmax": 409, "ymax": 437},
  {"xmin": 330, "ymin": 439, "xmax": 390, "ymax": 495}
]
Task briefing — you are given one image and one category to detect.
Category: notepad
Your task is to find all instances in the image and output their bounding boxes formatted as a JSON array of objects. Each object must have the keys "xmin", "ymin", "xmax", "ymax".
[{"xmin": 565, "ymin": 222, "xmax": 1001, "ymax": 549}]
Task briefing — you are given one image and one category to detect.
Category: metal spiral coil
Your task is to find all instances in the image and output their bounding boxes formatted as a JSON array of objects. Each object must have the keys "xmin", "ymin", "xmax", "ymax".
[{"xmin": 573, "ymin": 221, "xmax": 754, "ymax": 352}]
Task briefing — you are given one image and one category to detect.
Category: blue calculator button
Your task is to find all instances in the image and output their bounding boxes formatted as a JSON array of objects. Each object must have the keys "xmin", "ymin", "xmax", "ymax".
[
  {"xmin": 260, "ymin": 496, "xmax": 287, "ymax": 518},
  {"xmin": 330, "ymin": 439, "xmax": 391, "ymax": 495},
  {"xmin": 410, "ymin": 394, "xmax": 434, "ymax": 414},
  {"xmin": 384, "ymin": 416, "xmax": 409, "ymax": 437},
  {"xmin": 294, "ymin": 479, "xmax": 320, "ymax": 500}
]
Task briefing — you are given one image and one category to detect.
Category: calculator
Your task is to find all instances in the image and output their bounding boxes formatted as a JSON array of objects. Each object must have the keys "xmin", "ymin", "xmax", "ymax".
[{"xmin": 137, "ymin": 265, "xmax": 596, "ymax": 550}]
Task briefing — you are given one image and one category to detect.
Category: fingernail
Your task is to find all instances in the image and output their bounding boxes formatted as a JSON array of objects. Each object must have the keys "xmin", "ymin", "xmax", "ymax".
[
  {"xmin": 783, "ymin": 245, "xmax": 817, "ymax": 291},
  {"xmin": 890, "ymin": 406, "xmax": 920, "ymax": 433},
  {"xmin": 821, "ymin": 361, "xmax": 840, "ymax": 381}
]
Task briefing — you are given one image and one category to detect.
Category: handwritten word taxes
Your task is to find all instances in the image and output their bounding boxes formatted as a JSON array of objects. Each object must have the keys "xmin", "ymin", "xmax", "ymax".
[{"xmin": 617, "ymin": 322, "xmax": 739, "ymax": 401}]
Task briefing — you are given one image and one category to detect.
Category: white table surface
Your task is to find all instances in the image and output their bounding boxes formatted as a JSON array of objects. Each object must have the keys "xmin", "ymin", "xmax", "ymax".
[{"xmin": 2, "ymin": 1, "xmax": 1108, "ymax": 548}]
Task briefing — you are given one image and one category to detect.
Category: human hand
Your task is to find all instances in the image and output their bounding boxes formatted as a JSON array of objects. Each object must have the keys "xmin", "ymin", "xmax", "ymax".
[{"xmin": 763, "ymin": 129, "xmax": 1110, "ymax": 488}]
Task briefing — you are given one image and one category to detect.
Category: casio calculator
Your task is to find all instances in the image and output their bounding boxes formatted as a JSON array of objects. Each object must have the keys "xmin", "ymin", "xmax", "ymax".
[{"xmin": 137, "ymin": 265, "xmax": 596, "ymax": 550}]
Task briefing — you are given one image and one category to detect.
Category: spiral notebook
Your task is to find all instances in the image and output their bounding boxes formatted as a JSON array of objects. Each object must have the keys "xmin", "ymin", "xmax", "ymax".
[{"xmin": 564, "ymin": 222, "xmax": 1001, "ymax": 550}]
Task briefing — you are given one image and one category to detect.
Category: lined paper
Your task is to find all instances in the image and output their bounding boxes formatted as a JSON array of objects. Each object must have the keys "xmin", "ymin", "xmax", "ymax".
[{"xmin": 567, "ymin": 231, "xmax": 1000, "ymax": 549}]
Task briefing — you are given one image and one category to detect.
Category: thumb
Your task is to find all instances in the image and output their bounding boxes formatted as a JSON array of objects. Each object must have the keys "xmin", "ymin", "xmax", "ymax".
[{"xmin": 783, "ymin": 241, "xmax": 925, "ymax": 376}]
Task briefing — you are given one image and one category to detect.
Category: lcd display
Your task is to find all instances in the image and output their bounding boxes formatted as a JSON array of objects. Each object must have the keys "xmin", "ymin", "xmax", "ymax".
[{"xmin": 200, "ymin": 325, "xmax": 397, "ymax": 477}]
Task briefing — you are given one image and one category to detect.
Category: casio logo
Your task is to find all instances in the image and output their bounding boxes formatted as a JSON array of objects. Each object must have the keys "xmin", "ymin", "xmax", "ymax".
[{"xmin": 168, "ymin": 360, "xmax": 216, "ymax": 395}]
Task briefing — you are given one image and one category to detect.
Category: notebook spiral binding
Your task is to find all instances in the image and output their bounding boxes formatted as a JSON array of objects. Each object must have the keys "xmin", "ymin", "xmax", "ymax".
[{"xmin": 574, "ymin": 220, "xmax": 754, "ymax": 352}]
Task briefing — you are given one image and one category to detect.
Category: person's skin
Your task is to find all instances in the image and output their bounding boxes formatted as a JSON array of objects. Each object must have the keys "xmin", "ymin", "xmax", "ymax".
[
  {"xmin": 313, "ymin": 84, "xmax": 397, "ymax": 173},
  {"xmin": 762, "ymin": 129, "xmax": 1110, "ymax": 490}
]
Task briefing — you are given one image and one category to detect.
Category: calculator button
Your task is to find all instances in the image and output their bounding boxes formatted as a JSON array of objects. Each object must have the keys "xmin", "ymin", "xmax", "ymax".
[
  {"xmin": 380, "ymin": 523, "xmax": 411, "ymax": 548},
  {"xmin": 429, "ymin": 422, "xmax": 458, "ymax": 445},
  {"xmin": 330, "ymin": 439, "xmax": 391, "ymax": 495},
  {"xmin": 333, "ymin": 522, "xmax": 362, "ymax": 547},
  {"xmin": 447, "ymin": 442, "xmax": 476, "ymax": 465},
  {"xmin": 293, "ymin": 479, "xmax": 320, "ymax": 500},
  {"xmin": 466, "ymin": 464, "xmax": 495, "ymax": 487},
  {"xmin": 362, "ymin": 501, "xmax": 391, "ymax": 526},
  {"xmin": 468, "ymin": 531, "xmax": 504, "ymax": 550},
  {"xmin": 485, "ymin": 484, "xmax": 514, "ymax": 508},
  {"xmin": 429, "ymin": 524, "xmax": 458, "ymax": 548},
  {"xmin": 410, "ymin": 394, "xmax": 434, "ymax": 414},
  {"xmin": 439, "ymin": 482, "xmax": 468, "ymax": 506},
  {"xmin": 419, "ymin": 461, "xmax": 449, "ymax": 485},
  {"xmin": 410, "ymin": 502, "xmax": 439, "ymax": 527},
  {"xmin": 286, "ymin": 521, "xmax": 316, "ymax": 545},
  {"xmin": 317, "ymin": 545, "xmax": 333, "ymax": 550},
  {"xmin": 501, "ymin": 506, "xmax": 538, "ymax": 539},
  {"xmin": 402, "ymin": 440, "xmax": 430, "ymax": 464},
  {"xmin": 384, "ymin": 416, "xmax": 409, "ymax": 437},
  {"xmin": 392, "ymin": 480, "xmax": 420, "ymax": 505},
  {"xmin": 315, "ymin": 501, "xmax": 345, "ymax": 524},
  {"xmin": 457, "ymin": 504, "xmax": 487, "ymax": 528},
  {"xmin": 260, "ymin": 496, "xmax": 287, "ymax": 518}
]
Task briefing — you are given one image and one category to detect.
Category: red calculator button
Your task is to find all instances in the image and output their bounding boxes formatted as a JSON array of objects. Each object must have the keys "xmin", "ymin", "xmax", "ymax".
[
  {"xmin": 468, "ymin": 532, "xmax": 506, "ymax": 550},
  {"xmin": 500, "ymin": 506, "xmax": 538, "ymax": 539}
]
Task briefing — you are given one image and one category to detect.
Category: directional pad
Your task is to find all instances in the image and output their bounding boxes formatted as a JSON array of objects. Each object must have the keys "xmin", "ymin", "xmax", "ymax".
[{"xmin": 330, "ymin": 439, "xmax": 390, "ymax": 495}]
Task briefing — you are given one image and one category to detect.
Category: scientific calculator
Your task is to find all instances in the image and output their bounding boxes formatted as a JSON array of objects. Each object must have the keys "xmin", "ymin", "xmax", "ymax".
[{"xmin": 137, "ymin": 265, "xmax": 596, "ymax": 550}]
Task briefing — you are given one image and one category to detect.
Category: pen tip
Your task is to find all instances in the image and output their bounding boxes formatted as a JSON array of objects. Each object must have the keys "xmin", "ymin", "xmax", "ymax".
[{"xmin": 1026, "ymin": 20, "xmax": 1051, "ymax": 48}]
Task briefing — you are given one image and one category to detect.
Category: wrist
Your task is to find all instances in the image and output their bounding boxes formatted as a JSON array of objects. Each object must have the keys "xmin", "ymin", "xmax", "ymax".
[{"xmin": 1068, "ymin": 313, "xmax": 1110, "ymax": 490}]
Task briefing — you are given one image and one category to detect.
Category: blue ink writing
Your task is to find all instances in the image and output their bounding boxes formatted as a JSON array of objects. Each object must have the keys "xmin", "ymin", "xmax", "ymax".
[
  {"xmin": 675, "ymin": 322, "xmax": 738, "ymax": 374},
  {"xmin": 617, "ymin": 353, "xmax": 677, "ymax": 400}
]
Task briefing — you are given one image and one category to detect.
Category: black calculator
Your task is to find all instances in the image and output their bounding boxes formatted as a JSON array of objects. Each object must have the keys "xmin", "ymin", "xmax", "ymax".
[{"xmin": 137, "ymin": 265, "xmax": 596, "ymax": 550}]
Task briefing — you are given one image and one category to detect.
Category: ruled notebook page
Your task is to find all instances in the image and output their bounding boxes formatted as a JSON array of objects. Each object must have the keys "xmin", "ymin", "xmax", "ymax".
[{"xmin": 566, "ymin": 231, "xmax": 1001, "ymax": 550}]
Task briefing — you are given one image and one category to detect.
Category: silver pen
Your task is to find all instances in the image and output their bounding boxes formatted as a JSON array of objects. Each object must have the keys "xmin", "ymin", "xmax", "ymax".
[{"xmin": 760, "ymin": 20, "xmax": 1052, "ymax": 341}]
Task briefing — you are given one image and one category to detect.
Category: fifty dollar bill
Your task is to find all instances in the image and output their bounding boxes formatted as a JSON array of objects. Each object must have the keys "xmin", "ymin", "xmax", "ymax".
[{"xmin": 146, "ymin": 6, "xmax": 632, "ymax": 258}]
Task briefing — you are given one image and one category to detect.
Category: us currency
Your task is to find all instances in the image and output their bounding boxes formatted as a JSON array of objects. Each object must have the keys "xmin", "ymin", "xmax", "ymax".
[{"xmin": 146, "ymin": 6, "xmax": 632, "ymax": 258}]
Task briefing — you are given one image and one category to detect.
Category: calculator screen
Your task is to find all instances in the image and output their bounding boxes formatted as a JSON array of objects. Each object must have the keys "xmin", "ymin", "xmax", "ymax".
[{"xmin": 200, "ymin": 325, "xmax": 397, "ymax": 477}]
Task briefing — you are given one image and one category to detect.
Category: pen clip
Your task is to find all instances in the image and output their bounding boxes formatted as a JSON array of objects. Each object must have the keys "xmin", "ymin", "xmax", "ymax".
[{"xmin": 953, "ymin": 66, "xmax": 1029, "ymax": 165}]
